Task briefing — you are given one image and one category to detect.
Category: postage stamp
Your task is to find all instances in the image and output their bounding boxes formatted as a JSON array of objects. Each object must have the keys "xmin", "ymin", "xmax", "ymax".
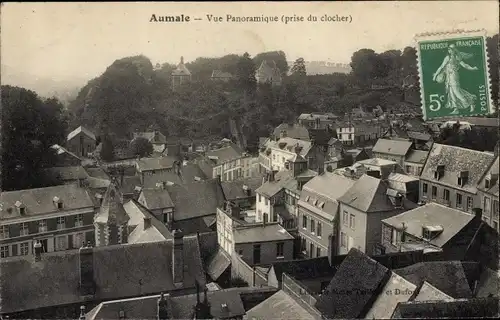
[{"xmin": 415, "ymin": 30, "xmax": 493, "ymax": 120}]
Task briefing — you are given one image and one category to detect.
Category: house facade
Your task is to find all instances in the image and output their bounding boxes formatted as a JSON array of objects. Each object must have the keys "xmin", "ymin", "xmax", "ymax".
[
  {"xmin": 171, "ymin": 56, "xmax": 191, "ymax": 90},
  {"xmin": 132, "ymin": 131, "xmax": 167, "ymax": 153},
  {"xmin": 372, "ymin": 138, "xmax": 413, "ymax": 168},
  {"xmin": 0, "ymin": 184, "xmax": 96, "ymax": 259},
  {"xmin": 419, "ymin": 143, "xmax": 495, "ymax": 213},
  {"xmin": 477, "ymin": 156, "xmax": 499, "ymax": 232},
  {"xmin": 207, "ymin": 143, "xmax": 251, "ymax": 182},
  {"xmin": 66, "ymin": 126, "xmax": 96, "ymax": 158},
  {"xmin": 256, "ymin": 60, "xmax": 282, "ymax": 86},
  {"xmin": 297, "ymin": 113, "xmax": 337, "ymax": 130},
  {"xmin": 404, "ymin": 149, "xmax": 429, "ymax": 177},
  {"xmin": 297, "ymin": 173, "xmax": 356, "ymax": 259},
  {"xmin": 135, "ymin": 156, "xmax": 178, "ymax": 185}
]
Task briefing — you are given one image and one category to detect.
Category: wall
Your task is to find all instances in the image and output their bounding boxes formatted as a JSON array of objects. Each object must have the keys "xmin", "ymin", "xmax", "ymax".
[
  {"xmin": 404, "ymin": 161, "xmax": 424, "ymax": 177},
  {"xmin": 230, "ymin": 253, "xmax": 268, "ymax": 287},
  {"xmin": 420, "ymin": 179, "xmax": 476, "ymax": 213},
  {"xmin": 235, "ymin": 238, "xmax": 294, "ymax": 265},
  {"xmin": 373, "ymin": 152, "xmax": 405, "ymax": 167},
  {"xmin": 282, "ymin": 273, "xmax": 322, "ymax": 319},
  {"xmin": 297, "ymin": 204, "xmax": 334, "ymax": 258},
  {"xmin": 255, "ymin": 191, "xmax": 275, "ymax": 223},
  {"xmin": 366, "ymin": 209, "xmax": 404, "ymax": 256},
  {"xmin": 197, "ymin": 231, "xmax": 218, "ymax": 265},
  {"xmin": 338, "ymin": 203, "xmax": 367, "ymax": 255},
  {"xmin": 67, "ymin": 133, "xmax": 95, "ymax": 158},
  {"xmin": 479, "ymin": 191, "xmax": 499, "ymax": 232}
]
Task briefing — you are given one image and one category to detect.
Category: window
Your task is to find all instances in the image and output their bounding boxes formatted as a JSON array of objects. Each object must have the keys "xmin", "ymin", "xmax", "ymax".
[
  {"xmin": 431, "ymin": 186, "xmax": 437, "ymax": 199},
  {"xmin": 253, "ymin": 244, "xmax": 261, "ymax": 264},
  {"xmin": 258, "ymin": 194, "xmax": 262, "ymax": 202},
  {"xmin": 272, "ymin": 211, "xmax": 278, "ymax": 222},
  {"xmin": 484, "ymin": 197, "xmax": 491, "ymax": 213},
  {"xmin": 75, "ymin": 214, "xmax": 84, "ymax": 227},
  {"xmin": 456, "ymin": 193, "xmax": 463, "ymax": 207},
  {"xmin": 257, "ymin": 210, "xmax": 262, "ymax": 221},
  {"xmin": 317, "ymin": 222, "xmax": 322, "ymax": 237},
  {"xmin": 405, "ymin": 165, "xmax": 411, "ymax": 173},
  {"xmin": 305, "ymin": 196, "xmax": 310, "ymax": 202},
  {"xmin": 391, "ymin": 228, "xmax": 401, "ymax": 246},
  {"xmin": 310, "ymin": 219, "xmax": 315, "ymax": 233},
  {"xmin": 493, "ymin": 201, "xmax": 499, "ymax": 220},
  {"xmin": 301, "ymin": 238, "xmax": 306, "ymax": 252},
  {"xmin": 494, "ymin": 221, "xmax": 499, "ymax": 232},
  {"xmin": 302, "ymin": 216, "xmax": 307, "ymax": 228},
  {"xmin": 349, "ymin": 214, "xmax": 356, "ymax": 229},
  {"xmin": 316, "ymin": 247, "xmax": 322, "ymax": 257},
  {"xmin": 0, "ymin": 226, "xmax": 9, "ymax": 239},
  {"xmin": 467, "ymin": 197, "xmax": 473, "ymax": 211},
  {"xmin": 0, "ymin": 246, "xmax": 9, "ymax": 258},
  {"xmin": 19, "ymin": 223, "xmax": 29, "ymax": 236},
  {"xmin": 263, "ymin": 213, "xmax": 268, "ymax": 223},
  {"xmin": 422, "ymin": 183, "xmax": 428, "ymax": 194},
  {"xmin": 56, "ymin": 217, "xmax": 66, "ymax": 230},
  {"xmin": 343, "ymin": 211, "xmax": 349, "ymax": 226},
  {"xmin": 348, "ymin": 236, "xmax": 354, "ymax": 251},
  {"xmin": 282, "ymin": 157, "xmax": 285, "ymax": 163},
  {"xmin": 443, "ymin": 189, "xmax": 450, "ymax": 202},
  {"xmin": 56, "ymin": 236, "xmax": 68, "ymax": 251},
  {"xmin": 340, "ymin": 232, "xmax": 347, "ymax": 248},
  {"xmin": 309, "ymin": 243, "xmax": 314, "ymax": 258},
  {"xmin": 38, "ymin": 220, "xmax": 47, "ymax": 233},
  {"xmin": 264, "ymin": 198, "xmax": 268, "ymax": 206},
  {"xmin": 276, "ymin": 242, "xmax": 284, "ymax": 257},
  {"xmin": 20, "ymin": 242, "xmax": 29, "ymax": 256},
  {"xmin": 73, "ymin": 233, "xmax": 85, "ymax": 248},
  {"xmin": 238, "ymin": 249, "xmax": 243, "ymax": 256}
]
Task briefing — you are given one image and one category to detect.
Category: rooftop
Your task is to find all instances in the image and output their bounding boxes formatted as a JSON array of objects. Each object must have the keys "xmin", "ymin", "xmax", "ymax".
[
  {"xmin": 357, "ymin": 157, "xmax": 398, "ymax": 167},
  {"xmin": 133, "ymin": 131, "xmax": 167, "ymax": 144},
  {"xmin": 405, "ymin": 149, "xmax": 429, "ymax": 164},
  {"xmin": 382, "ymin": 203, "xmax": 476, "ymax": 248},
  {"xmin": 221, "ymin": 176, "xmax": 263, "ymax": 201},
  {"xmin": 414, "ymin": 281, "xmax": 454, "ymax": 302},
  {"xmin": 266, "ymin": 136, "xmax": 312, "ymax": 157},
  {"xmin": 373, "ymin": 138, "xmax": 413, "ymax": 156},
  {"xmin": 206, "ymin": 143, "xmax": 244, "ymax": 165},
  {"xmin": 245, "ymin": 290, "xmax": 317, "ymax": 320},
  {"xmin": 233, "ymin": 223, "xmax": 294, "ymax": 244},
  {"xmin": 67, "ymin": 126, "xmax": 96, "ymax": 141},
  {"xmin": 270, "ymin": 256, "xmax": 334, "ymax": 282},
  {"xmin": 44, "ymin": 166, "xmax": 88, "ymax": 181},
  {"xmin": 477, "ymin": 156, "xmax": 499, "ymax": 196},
  {"xmin": 124, "ymin": 200, "xmax": 172, "ymax": 244},
  {"xmin": 139, "ymin": 188, "xmax": 175, "ymax": 210},
  {"xmin": 136, "ymin": 156, "xmax": 178, "ymax": 172},
  {"xmin": 1, "ymin": 184, "xmax": 94, "ymax": 221}
]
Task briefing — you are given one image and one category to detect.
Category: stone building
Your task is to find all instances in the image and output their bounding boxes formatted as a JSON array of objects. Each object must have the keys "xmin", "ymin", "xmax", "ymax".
[{"xmin": 171, "ymin": 56, "xmax": 191, "ymax": 90}]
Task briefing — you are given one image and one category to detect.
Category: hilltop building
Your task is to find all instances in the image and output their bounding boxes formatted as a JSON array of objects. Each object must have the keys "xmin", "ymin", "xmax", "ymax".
[
  {"xmin": 256, "ymin": 60, "xmax": 282, "ymax": 86},
  {"xmin": 171, "ymin": 56, "xmax": 191, "ymax": 90}
]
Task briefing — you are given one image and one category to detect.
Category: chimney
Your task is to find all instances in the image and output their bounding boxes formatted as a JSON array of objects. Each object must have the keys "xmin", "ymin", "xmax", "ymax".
[
  {"xmin": 157, "ymin": 292, "xmax": 170, "ymax": 320},
  {"xmin": 172, "ymin": 229, "xmax": 184, "ymax": 286},
  {"xmin": 144, "ymin": 216, "xmax": 152, "ymax": 229},
  {"xmin": 203, "ymin": 287, "xmax": 208, "ymax": 305},
  {"xmin": 280, "ymin": 130, "xmax": 287, "ymax": 138},
  {"xmin": 268, "ymin": 170, "xmax": 276, "ymax": 182},
  {"xmin": 79, "ymin": 306, "xmax": 86, "ymax": 320},
  {"xmin": 242, "ymin": 184, "xmax": 251, "ymax": 196},
  {"xmin": 318, "ymin": 164, "xmax": 325, "ymax": 175},
  {"xmin": 79, "ymin": 246, "xmax": 96, "ymax": 296},
  {"xmin": 472, "ymin": 207, "xmax": 483, "ymax": 220},
  {"xmin": 230, "ymin": 203, "xmax": 241, "ymax": 219},
  {"xmin": 366, "ymin": 170, "xmax": 381, "ymax": 179},
  {"xmin": 34, "ymin": 240, "xmax": 42, "ymax": 262}
]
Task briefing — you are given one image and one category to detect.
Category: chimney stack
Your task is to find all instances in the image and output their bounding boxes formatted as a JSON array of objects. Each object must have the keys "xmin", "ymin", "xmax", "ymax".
[
  {"xmin": 34, "ymin": 240, "xmax": 42, "ymax": 262},
  {"xmin": 472, "ymin": 207, "xmax": 483, "ymax": 220},
  {"xmin": 79, "ymin": 246, "xmax": 96, "ymax": 296},
  {"xmin": 157, "ymin": 292, "xmax": 170, "ymax": 320},
  {"xmin": 268, "ymin": 170, "xmax": 276, "ymax": 182},
  {"xmin": 172, "ymin": 229, "xmax": 184, "ymax": 286},
  {"xmin": 79, "ymin": 306, "xmax": 86, "ymax": 320},
  {"xmin": 144, "ymin": 216, "xmax": 152, "ymax": 229}
]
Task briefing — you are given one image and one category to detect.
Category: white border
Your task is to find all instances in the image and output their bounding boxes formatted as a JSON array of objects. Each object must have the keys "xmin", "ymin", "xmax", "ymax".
[{"xmin": 414, "ymin": 29, "xmax": 494, "ymax": 120}]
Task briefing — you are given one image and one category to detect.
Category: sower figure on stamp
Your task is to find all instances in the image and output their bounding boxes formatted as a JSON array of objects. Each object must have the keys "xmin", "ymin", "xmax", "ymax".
[{"xmin": 432, "ymin": 44, "xmax": 479, "ymax": 114}]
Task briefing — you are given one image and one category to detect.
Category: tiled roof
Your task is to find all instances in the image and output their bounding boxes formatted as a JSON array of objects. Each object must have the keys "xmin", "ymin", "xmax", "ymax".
[
  {"xmin": 140, "ymin": 188, "xmax": 175, "ymax": 210},
  {"xmin": 221, "ymin": 177, "xmax": 263, "ymax": 201},
  {"xmin": 394, "ymin": 261, "xmax": 473, "ymax": 299},
  {"xmin": 382, "ymin": 203, "xmax": 475, "ymax": 248},
  {"xmin": 420, "ymin": 143, "xmax": 495, "ymax": 194},
  {"xmin": 170, "ymin": 289, "xmax": 246, "ymax": 319},
  {"xmin": 387, "ymin": 172, "xmax": 419, "ymax": 193},
  {"xmin": 373, "ymin": 138, "xmax": 413, "ymax": 156},
  {"xmin": 392, "ymin": 297, "xmax": 499, "ymax": 319},
  {"xmin": 405, "ymin": 149, "xmax": 429, "ymax": 164},
  {"xmin": 477, "ymin": 156, "xmax": 499, "ymax": 196},
  {"xmin": 0, "ymin": 238, "xmax": 206, "ymax": 314},
  {"xmin": 192, "ymin": 157, "xmax": 215, "ymax": 178},
  {"xmin": 364, "ymin": 272, "xmax": 417, "ymax": 319},
  {"xmin": 94, "ymin": 182, "xmax": 129, "ymax": 225},
  {"xmin": 233, "ymin": 223, "xmax": 294, "ymax": 244},
  {"xmin": 270, "ymin": 256, "xmax": 334, "ymax": 282},
  {"xmin": 206, "ymin": 143, "xmax": 244, "ymax": 165},
  {"xmin": 0, "ymin": 184, "xmax": 94, "ymax": 220},
  {"xmin": 133, "ymin": 131, "xmax": 167, "ymax": 144},
  {"xmin": 67, "ymin": 126, "xmax": 96, "ymax": 141},
  {"xmin": 315, "ymin": 248, "xmax": 391, "ymax": 319},
  {"xmin": 338, "ymin": 174, "xmax": 409, "ymax": 213},
  {"xmin": 136, "ymin": 156, "xmax": 178, "ymax": 172},
  {"xmin": 119, "ymin": 175, "xmax": 143, "ymax": 195},
  {"xmin": 272, "ymin": 123, "xmax": 310, "ymax": 141},
  {"xmin": 166, "ymin": 179, "xmax": 226, "ymax": 221},
  {"xmin": 245, "ymin": 290, "xmax": 317, "ymax": 320},
  {"xmin": 414, "ymin": 281, "xmax": 454, "ymax": 301},
  {"xmin": 207, "ymin": 247, "xmax": 231, "ymax": 281}
]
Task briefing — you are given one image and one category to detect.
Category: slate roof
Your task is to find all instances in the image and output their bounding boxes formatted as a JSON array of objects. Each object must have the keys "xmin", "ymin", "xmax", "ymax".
[
  {"xmin": 0, "ymin": 238, "xmax": 206, "ymax": 314},
  {"xmin": 124, "ymin": 200, "xmax": 172, "ymax": 243},
  {"xmin": 233, "ymin": 223, "xmax": 294, "ymax": 244},
  {"xmin": 392, "ymin": 297, "xmax": 499, "ymax": 319},
  {"xmin": 373, "ymin": 138, "xmax": 413, "ymax": 156},
  {"xmin": 133, "ymin": 131, "xmax": 167, "ymax": 144},
  {"xmin": 120, "ymin": 175, "xmax": 143, "ymax": 195},
  {"xmin": 169, "ymin": 290, "xmax": 246, "ymax": 319},
  {"xmin": 308, "ymin": 128, "xmax": 333, "ymax": 145},
  {"xmin": 315, "ymin": 248, "xmax": 391, "ymax": 319},
  {"xmin": 394, "ymin": 261, "xmax": 473, "ymax": 299},
  {"xmin": 67, "ymin": 126, "xmax": 96, "ymax": 141},
  {"xmin": 165, "ymin": 179, "xmax": 226, "ymax": 221},
  {"xmin": 207, "ymin": 247, "xmax": 232, "ymax": 281},
  {"xmin": 142, "ymin": 163, "xmax": 209, "ymax": 188},
  {"xmin": 387, "ymin": 172, "xmax": 419, "ymax": 193},
  {"xmin": 270, "ymin": 256, "xmax": 334, "ymax": 282},
  {"xmin": 476, "ymin": 267, "xmax": 500, "ymax": 298},
  {"xmin": 172, "ymin": 57, "xmax": 191, "ymax": 76},
  {"xmin": 136, "ymin": 156, "xmax": 178, "ymax": 172},
  {"xmin": 0, "ymin": 184, "xmax": 94, "ymax": 220},
  {"xmin": 477, "ymin": 156, "xmax": 499, "ymax": 196},
  {"xmin": 414, "ymin": 281, "xmax": 454, "ymax": 301},
  {"xmin": 338, "ymin": 174, "xmax": 414, "ymax": 213},
  {"xmin": 420, "ymin": 143, "xmax": 495, "ymax": 194},
  {"xmin": 206, "ymin": 143, "xmax": 244, "ymax": 165},
  {"xmin": 44, "ymin": 166, "xmax": 88, "ymax": 181},
  {"xmin": 255, "ymin": 170, "xmax": 295, "ymax": 198},
  {"xmin": 407, "ymin": 130, "xmax": 432, "ymax": 141},
  {"xmin": 245, "ymin": 290, "xmax": 317, "ymax": 320},
  {"xmin": 267, "ymin": 136, "xmax": 313, "ymax": 157},
  {"xmin": 139, "ymin": 188, "xmax": 175, "ymax": 210},
  {"xmin": 364, "ymin": 272, "xmax": 417, "ymax": 319},
  {"xmin": 94, "ymin": 182, "xmax": 129, "ymax": 225},
  {"xmin": 221, "ymin": 177, "xmax": 263, "ymax": 201},
  {"xmin": 405, "ymin": 149, "xmax": 429, "ymax": 164}
]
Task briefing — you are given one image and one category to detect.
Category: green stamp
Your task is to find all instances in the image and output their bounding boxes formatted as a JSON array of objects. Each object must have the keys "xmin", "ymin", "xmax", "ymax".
[{"xmin": 415, "ymin": 31, "xmax": 493, "ymax": 120}]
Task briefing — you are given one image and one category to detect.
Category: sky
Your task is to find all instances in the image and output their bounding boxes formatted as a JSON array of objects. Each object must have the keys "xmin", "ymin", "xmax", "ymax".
[{"xmin": 1, "ymin": 1, "xmax": 498, "ymax": 82}]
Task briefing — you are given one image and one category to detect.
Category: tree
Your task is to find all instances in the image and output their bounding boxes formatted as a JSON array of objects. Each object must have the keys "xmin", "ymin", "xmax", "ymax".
[
  {"xmin": 129, "ymin": 137, "xmax": 153, "ymax": 157},
  {"xmin": 253, "ymin": 51, "xmax": 289, "ymax": 76},
  {"xmin": 236, "ymin": 52, "xmax": 257, "ymax": 93},
  {"xmin": 291, "ymin": 57, "xmax": 307, "ymax": 78},
  {"xmin": 100, "ymin": 134, "xmax": 115, "ymax": 162},
  {"xmin": 1, "ymin": 86, "xmax": 67, "ymax": 191},
  {"xmin": 350, "ymin": 49, "xmax": 379, "ymax": 87}
]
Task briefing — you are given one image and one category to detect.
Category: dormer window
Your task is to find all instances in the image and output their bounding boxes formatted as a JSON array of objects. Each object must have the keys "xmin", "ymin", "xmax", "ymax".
[
  {"xmin": 15, "ymin": 201, "xmax": 26, "ymax": 215},
  {"xmin": 457, "ymin": 171, "xmax": 469, "ymax": 187},
  {"xmin": 485, "ymin": 178, "xmax": 491, "ymax": 189},
  {"xmin": 313, "ymin": 199, "xmax": 318, "ymax": 206},
  {"xmin": 53, "ymin": 196, "xmax": 63, "ymax": 209},
  {"xmin": 305, "ymin": 196, "xmax": 310, "ymax": 202},
  {"xmin": 422, "ymin": 225, "xmax": 443, "ymax": 241},
  {"xmin": 434, "ymin": 165, "xmax": 445, "ymax": 180}
]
